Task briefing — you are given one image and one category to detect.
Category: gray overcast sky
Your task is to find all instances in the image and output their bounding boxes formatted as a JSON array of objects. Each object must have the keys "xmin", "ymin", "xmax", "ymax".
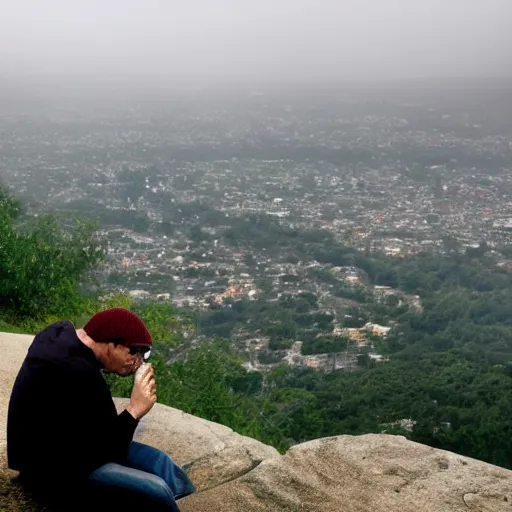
[{"xmin": 0, "ymin": 0, "xmax": 510, "ymax": 84}]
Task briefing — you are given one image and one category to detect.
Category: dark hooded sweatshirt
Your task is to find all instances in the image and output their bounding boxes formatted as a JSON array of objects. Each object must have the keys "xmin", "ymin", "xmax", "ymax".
[{"xmin": 7, "ymin": 320, "xmax": 138, "ymax": 494}]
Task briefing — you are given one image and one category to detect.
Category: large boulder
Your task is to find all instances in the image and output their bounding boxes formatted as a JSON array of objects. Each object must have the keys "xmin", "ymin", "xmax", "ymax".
[
  {"xmin": 1, "ymin": 331, "xmax": 512, "ymax": 511},
  {"xmin": 179, "ymin": 434, "xmax": 512, "ymax": 511}
]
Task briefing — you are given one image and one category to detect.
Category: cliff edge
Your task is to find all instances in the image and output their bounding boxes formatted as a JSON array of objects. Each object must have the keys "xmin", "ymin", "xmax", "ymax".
[{"xmin": 1, "ymin": 332, "xmax": 511, "ymax": 511}]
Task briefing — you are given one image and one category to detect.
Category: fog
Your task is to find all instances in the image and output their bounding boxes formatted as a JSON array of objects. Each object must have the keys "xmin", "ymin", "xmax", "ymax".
[{"xmin": 1, "ymin": 0, "xmax": 511, "ymax": 86}]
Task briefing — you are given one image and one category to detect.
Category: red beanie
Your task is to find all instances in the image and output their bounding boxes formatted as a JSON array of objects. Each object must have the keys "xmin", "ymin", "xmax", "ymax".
[{"xmin": 84, "ymin": 308, "xmax": 152, "ymax": 348}]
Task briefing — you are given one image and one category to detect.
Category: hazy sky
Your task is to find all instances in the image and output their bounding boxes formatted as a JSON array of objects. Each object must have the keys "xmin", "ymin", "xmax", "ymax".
[{"xmin": 1, "ymin": 0, "xmax": 510, "ymax": 84}]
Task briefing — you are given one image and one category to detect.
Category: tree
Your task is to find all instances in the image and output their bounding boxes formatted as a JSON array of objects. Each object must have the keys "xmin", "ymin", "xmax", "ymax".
[{"xmin": 0, "ymin": 184, "xmax": 22, "ymax": 219}]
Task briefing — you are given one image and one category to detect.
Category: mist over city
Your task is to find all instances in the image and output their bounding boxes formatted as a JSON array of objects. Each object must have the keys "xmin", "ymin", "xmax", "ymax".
[{"xmin": 1, "ymin": 2, "xmax": 512, "ymax": 504}]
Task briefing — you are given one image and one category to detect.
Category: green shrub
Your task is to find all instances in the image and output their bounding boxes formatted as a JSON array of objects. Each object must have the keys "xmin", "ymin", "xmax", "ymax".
[{"xmin": 0, "ymin": 185, "xmax": 104, "ymax": 321}]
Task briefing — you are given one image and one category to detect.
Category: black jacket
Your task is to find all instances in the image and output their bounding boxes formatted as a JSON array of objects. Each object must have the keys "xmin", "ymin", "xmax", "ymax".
[{"xmin": 7, "ymin": 320, "xmax": 138, "ymax": 492}]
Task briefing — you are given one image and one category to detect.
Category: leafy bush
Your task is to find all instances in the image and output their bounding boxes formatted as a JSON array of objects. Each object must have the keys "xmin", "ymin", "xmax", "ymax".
[{"xmin": 0, "ymin": 185, "xmax": 104, "ymax": 321}]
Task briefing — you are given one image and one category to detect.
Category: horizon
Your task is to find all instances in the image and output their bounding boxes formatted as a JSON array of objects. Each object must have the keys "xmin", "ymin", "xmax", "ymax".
[{"xmin": 2, "ymin": 0, "xmax": 511, "ymax": 88}]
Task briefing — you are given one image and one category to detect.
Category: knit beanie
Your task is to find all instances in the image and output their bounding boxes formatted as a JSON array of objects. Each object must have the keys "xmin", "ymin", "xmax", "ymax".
[{"xmin": 84, "ymin": 308, "xmax": 152, "ymax": 347}]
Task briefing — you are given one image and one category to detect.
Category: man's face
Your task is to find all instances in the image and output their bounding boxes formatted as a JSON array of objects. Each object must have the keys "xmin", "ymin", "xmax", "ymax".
[{"xmin": 102, "ymin": 343, "xmax": 143, "ymax": 376}]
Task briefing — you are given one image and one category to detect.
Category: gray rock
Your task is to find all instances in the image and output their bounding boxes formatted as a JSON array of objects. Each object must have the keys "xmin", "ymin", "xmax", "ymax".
[{"xmin": 180, "ymin": 434, "xmax": 512, "ymax": 511}]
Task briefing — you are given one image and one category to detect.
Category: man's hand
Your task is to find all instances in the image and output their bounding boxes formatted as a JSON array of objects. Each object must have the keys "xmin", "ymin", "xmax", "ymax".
[{"xmin": 126, "ymin": 364, "xmax": 157, "ymax": 420}]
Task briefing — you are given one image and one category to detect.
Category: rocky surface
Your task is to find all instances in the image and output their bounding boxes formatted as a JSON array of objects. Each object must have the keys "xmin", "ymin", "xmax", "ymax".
[
  {"xmin": 0, "ymin": 333, "xmax": 31, "ymax": 447},
  {"xmin": 114, "ymin": 397, "xmax": 280, "ymax": 491},
  {"xmin": 180, "ymin": 434, "xmax": 512, "ymax": 511},
  {"xmin": 1, "ymin": 332, "xmax": 511, "ymax": 511}
]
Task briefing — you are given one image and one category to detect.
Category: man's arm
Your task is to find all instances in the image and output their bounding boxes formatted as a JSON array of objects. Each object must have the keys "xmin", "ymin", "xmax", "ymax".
[
  {"xmin": 109, "ymin": 364, "xmax": 157, "ymax": 462},
  {"xmin": 111, "ymin": 409, "xmax": 140, "ymax": 462}
]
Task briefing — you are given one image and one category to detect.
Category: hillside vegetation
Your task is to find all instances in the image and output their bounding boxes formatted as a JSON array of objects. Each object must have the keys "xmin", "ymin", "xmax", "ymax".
[{"xmin": 1, "ymin": 184, "xmax": 511, "ymax": 469}]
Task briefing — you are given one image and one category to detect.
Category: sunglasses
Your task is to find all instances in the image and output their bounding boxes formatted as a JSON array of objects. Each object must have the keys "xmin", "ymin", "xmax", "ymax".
[{"xmin": 129, "ymin": 346, "xmax": 151, "ymax": 360}]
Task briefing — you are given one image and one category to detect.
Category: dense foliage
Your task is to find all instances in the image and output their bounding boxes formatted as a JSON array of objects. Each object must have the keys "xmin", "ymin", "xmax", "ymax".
[
  {"xmin": 0, "ymin": 184, "xmax": 104, "ymax": 322},
  {"xmin": 182, "ymin": 217, "xmax": 512, "ymax": 467}
]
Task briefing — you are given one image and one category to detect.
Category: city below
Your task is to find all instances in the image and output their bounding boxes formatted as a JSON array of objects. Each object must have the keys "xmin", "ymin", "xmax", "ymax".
[{"xmin": 2, "ymin": 81, "xmax": 511, "ymax": 372}]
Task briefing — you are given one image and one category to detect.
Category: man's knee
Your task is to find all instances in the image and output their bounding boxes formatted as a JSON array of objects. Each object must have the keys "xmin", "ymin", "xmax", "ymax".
[
  {"xmin": 90, "ymin": 472, "xmax": 174, "ymax": 510},
  {"xmin": 146, "ymin": 473, "xmax": 173, "ymax": 497},
  {"xmin": 140, "ymin": 474, "xmax": 178, "ymax": 511}
]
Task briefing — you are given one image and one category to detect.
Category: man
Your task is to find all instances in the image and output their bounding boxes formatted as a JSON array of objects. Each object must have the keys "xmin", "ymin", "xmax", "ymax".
[{"xmin": 7, "ymin": 308, "xmax": 195, "ymax": 511}]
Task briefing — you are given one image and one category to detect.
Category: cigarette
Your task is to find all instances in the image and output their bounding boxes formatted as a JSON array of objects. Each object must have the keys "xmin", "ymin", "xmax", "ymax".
[{"xmin": 134, "ymin": 362, "xmax": 149, "ymax": 382}]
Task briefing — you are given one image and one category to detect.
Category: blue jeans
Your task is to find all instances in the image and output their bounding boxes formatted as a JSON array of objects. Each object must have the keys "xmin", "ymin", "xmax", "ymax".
[{"xmin": 87, "ymin": 442, "xmax": 196, "ymax": 511}]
